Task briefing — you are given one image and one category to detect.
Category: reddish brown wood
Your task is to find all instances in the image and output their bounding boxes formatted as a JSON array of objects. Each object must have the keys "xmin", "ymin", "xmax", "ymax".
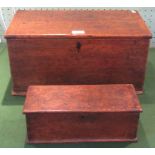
[
  {"xmin": 5, "ymin": 10, "xmax": 151, "ymax": 38},
  {"xmin": 5, "ymin": 10, "xmax": 152, "ymax": 95},
  {"xmin": 23, "ymin": 84, "xmax": 142, "ymax": 143}
]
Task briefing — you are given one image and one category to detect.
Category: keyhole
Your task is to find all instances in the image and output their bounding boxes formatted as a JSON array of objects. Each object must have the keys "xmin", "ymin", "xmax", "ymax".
[
  {"xmin": 76, "ymin": 42, "xmax": 82, "ymax": 53},
  {"xmin": 81, "ymin": 115, "xmax": 85, "ymax": 119}
]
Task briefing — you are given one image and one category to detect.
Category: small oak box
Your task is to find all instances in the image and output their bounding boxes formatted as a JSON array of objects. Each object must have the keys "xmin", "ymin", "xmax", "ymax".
[
  {"xmin": 23, "ymin": 84, "xmax": 142, "ymax": 143},
  {"xmin": 5, "ymin": 10, "xmax": 152, "ymax": 95}
]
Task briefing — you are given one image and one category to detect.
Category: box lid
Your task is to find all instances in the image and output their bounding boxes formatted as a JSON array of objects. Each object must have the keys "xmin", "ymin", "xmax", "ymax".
[
  {"xmin": 5, "ymin": 10, "xmax": 152, "ymax": 39},
  {"xmin": 23, "ymin": 84, "xmax": 142, "ymax": 113}
]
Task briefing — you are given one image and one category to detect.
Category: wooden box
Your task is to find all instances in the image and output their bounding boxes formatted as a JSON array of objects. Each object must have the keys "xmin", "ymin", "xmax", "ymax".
[
  {"xmin": 23, "ymin": 84, "xmax": 142, "ymax": 143},
  {"xmin": 5, "ymin": 10, "xmax": 152, "ymax": 95}
]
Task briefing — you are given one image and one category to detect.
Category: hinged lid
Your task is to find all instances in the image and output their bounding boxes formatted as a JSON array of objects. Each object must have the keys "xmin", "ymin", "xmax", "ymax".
[
  {"xmin": 23, "ymin": 84, "xmax": 142, "ymax": 113},
  {"xmin": 5, "ymin": 10, "xmax": 152, "ymax": 39}
]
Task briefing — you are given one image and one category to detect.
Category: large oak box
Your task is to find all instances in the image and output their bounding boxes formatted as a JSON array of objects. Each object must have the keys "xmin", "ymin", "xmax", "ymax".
[
  {"xmin": 23, "ymin": 84, "xmax": 142, "ymax": 143},
  {"xmin": 5, "ymin": 10, "xmax": 152, "ymax": 95}
]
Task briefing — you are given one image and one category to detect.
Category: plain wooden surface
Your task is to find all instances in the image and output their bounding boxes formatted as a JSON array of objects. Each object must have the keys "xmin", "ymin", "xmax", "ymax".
[
  {"xmin": 5, "ymin": 10, "xmax": 152, "ymax": 39},
  {"xmin": 7, "ymin": 38, "xmax": 150, "ymax": 95},
  {"xmin": 23, "ymin": 84, "xmax": 142, "ymax": 143},
  {"xmin": 5, "ymin": 10, "xmax": 151, "ymax": 95},
  {"xmin": 26, "ymin": 112, "xmax": 140, "ymax": 143},
  {"xmin": 23, "ymin": 84, "xmax": 142, "ymax": 113}
]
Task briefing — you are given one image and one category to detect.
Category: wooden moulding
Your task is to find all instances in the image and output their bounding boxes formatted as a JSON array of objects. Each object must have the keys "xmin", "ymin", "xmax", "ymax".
[
  {"xmin": 12, "ymin": 88, "xmax": 144, "ymax": 96},
  {"xmin": 23, "ymin": 84, "xmax": 142, "ymax": 143},
  {"xmin": 26, "ymin": 138, "xmax": 138, "ymax": 144}
]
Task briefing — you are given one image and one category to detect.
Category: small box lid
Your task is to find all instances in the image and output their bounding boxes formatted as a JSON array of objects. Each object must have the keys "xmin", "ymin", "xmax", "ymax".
[
  {"xmin": 23, "ymin": 84, "xmax": 142, "ymax": 113},
  {"xmin": 5, "ymin": 10, "xmax": 152, "ymax": 39}
]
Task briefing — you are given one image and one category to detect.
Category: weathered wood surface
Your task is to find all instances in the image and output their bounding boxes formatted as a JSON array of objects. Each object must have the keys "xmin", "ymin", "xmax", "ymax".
[
  {"xmin": 5, "ymin": 10, "xmax": 152, "ymax": 95},
  {"xmin": 23, "ymin": 84, "xmax": 142, "ymax": 143}
]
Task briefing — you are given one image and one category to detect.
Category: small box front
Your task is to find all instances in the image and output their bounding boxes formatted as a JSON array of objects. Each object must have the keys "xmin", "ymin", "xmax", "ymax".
[{"xmin": 26, "ymin": 112, "xmax": 140, "ymax": 143}]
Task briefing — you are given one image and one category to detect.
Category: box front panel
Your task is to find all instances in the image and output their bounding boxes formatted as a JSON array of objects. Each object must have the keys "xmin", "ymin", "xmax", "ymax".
[
  {"xmin": 26, "ymin": 112, "xmax": 140, "ymax": 143},
  {"xmin": 7, "ymin": 38, "xmax": 149, "ymax": 95}
]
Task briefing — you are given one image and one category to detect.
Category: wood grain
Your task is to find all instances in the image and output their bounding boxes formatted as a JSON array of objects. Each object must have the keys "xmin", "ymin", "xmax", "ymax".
[
  {"xmin": 5, "ymin": 10, "xmax": 151, "ymax": 95},
  {"xmin": 7, "ymin": 38, "xmax": 150, "ymax": 94},
  {"xmin": 23, "ymin": 84, "xmax": 142, "ymax": 113},
  {"xmin": 23, "ymin": 84, "xmax": 142, "ymax": 143},
  {"xmin": 5, "ymin": 10, "xmax": 152, "ymax": 39}
]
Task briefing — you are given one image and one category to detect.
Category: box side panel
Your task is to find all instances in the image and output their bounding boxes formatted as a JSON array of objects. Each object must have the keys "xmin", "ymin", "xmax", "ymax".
[
  {"xmin": 25, "ymin": 112, "xmax": 140, "ymax": 143},
  {"xmin": 7, "ymin": 38, "xmax": 150, "ymax": 95}
]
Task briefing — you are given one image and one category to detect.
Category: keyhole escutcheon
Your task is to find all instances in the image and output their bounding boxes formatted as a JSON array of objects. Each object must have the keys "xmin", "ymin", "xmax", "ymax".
[{"xmin": 76, "ymin": 41, "xmax": 82, "ymax": 53}]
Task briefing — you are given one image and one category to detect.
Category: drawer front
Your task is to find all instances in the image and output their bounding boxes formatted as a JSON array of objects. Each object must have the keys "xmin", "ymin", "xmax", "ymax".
[
  {"xmin": 7, "ymin": 38, "xmax": 149, "ymax": 93},
  {"xmin": 26, "ymin": 112, "xmax": 140, "ymax": 143}
]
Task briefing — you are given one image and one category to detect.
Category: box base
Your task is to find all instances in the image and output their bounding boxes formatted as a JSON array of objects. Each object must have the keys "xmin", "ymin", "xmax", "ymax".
[{"xmin": 26, "ymin": 137, "xmax": 138, "ymax": 144}]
